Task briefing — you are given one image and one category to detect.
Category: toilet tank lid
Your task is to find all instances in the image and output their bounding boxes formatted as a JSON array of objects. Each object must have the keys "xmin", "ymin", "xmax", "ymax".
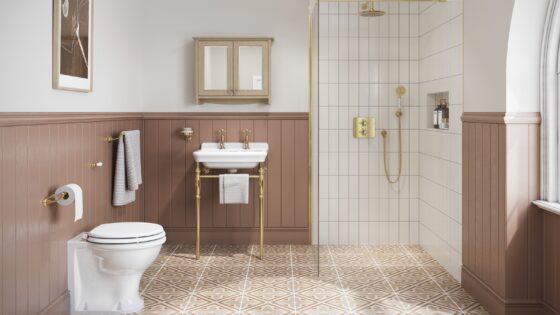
[{"xmin": 88, "ymin": 222, "xmax": 165, "ymax": 239}]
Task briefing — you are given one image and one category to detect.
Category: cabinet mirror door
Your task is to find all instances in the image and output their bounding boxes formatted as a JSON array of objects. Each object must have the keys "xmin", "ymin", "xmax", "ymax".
[
  {"xmin": 198, "ymin": 41, "xmax": 233, "ymax": 96},
  {"xmin": 234, "ymin": 41, "xmax": 270, "ymax": 96}
]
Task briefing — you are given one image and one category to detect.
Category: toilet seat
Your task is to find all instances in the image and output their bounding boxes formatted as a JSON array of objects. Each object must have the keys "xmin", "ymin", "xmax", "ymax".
[{"xmin": 87, "ymin": 222, "xmax": 165, "ymax": 245}]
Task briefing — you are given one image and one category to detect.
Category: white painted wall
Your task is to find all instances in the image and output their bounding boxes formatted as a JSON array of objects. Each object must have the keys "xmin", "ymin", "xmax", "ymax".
[
  {"xmin": 0, "ymin": 0, "xmax": 143, "ymax": 112},
  {"xmin": 0, "ymin": 0, "xmax": 309, "ymax": 113},
  {"xmin": 464, "ymin": 0, "xmax": 514, "ymax": 113},
  {"xmin": 507, "ymin": 0, "xmax": 550, "ymax": 113},
  {"xmin": 138, "ymin": 0, "xmax": 309, "ymax": 112}
]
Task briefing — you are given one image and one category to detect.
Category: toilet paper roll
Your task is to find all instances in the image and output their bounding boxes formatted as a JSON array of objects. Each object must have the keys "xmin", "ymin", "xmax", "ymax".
[{"xmin": 55, "ymin": 184, "xmax": 83, "ymax": 222}]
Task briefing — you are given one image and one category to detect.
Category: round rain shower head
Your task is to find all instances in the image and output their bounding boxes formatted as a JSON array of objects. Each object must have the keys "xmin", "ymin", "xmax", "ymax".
[{"xmin": 359, "ymin": 1, "xmax": 386, "ymax": 17}]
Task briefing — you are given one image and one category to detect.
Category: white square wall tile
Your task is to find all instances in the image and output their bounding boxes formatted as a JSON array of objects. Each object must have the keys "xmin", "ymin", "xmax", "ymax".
[
  {"xmin": 349, "ymin": 199, "xmax": 359, "ymax": 221},
  {"xmin": 389, "ymin": 222, "xmax": 399, "ymax": 244},
  {"xmin": 359, "ymin": 222, "xmax": 369, "ymax": 244},
  {"xmin": 339, "ymin": 222, "xmax": 349, "ymax": 244},
  {"xmin": 319, "ymin": 222, "xmax": 329, "ymax": 243},
  {"xmin": 369, "ymin": 222, "xmax": 380, "ymax": 245},
  {"xmin": 329, "ymin": 199, "xmax": 339, "ymax": 221},
  {"xmin": 399, "ymin": 222, "xmax": 410, "ymax": 244},
  {"xmin": 359, "ymin": 199, "xmax": 369, "ymax": 221},
  {"xmin": 349, "ymin": 222, "xmax": 359, "ymax": 244},
  {"xmin": 339, "ymin": 198, "xmax": 349, "ymax": 220},
  {"xmin": 319, "ymin": 198, "xmax": 329, "ymax": 221},
  {"xmin": 410, "ymin": 222, "xmax": 419, "ymax": 243},
  {"xmin": 339, "ymin": 176, "xmax": 349, "ymax": 199},
  {"xmin": 369, "ymin": 198, "xmax": 380, "ymax": 221},
  {"xmin": 329, "ymin": 222, "xmax": 339, "ymax": 244},
  {"xmin": 329, "ymin": 175, "xmax": 339, "ymax": 198},
  {"xmin": 379, "ymin": 222, "xmax": 389, "ymax": 243}
]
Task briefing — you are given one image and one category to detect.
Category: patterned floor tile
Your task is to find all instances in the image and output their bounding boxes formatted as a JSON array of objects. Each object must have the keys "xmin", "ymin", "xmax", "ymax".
[
  {"xmin": 184, "ymin": 304, "xmax": 238, "ymax": 315},
  {"xmin": 298, "ymin": 303, "xmax": 347, "ymax": 315},
  {"xmin": 144, "ymin": 280, "xmax": 191, "ymax": 302},
  {"xmin": 354, "ymin": 302, "xmax": 403, "ymax": 315},
  {"xmin": 136, "ymin": 245, "xmax": 486, "ymax": 315},
  {"xmin": 135, "ymin": 300, "xmax": 183, "ymax": 315},
  {"xmin": 243, "ymin": 303, "xmax": 294, "ymax": 315}
]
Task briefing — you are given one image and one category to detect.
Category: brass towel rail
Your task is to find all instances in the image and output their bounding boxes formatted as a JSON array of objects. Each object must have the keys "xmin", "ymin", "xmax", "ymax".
[
  {"xmin": 194, "ymin": 162, "xmax": 266, "ymax": 260},
  {"xmin": 105, "ymin": 133, "xmax": 123, "ymax": 143}
]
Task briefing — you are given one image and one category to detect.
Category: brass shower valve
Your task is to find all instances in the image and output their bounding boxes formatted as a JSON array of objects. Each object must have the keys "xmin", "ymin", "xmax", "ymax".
[{"xmin": 353, "ymin": 117, "xmax": 376, "ymax": 139}]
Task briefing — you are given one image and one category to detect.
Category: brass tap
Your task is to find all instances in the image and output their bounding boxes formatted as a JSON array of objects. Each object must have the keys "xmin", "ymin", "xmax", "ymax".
[
  {"xmin": 218, "ymin": 129, "xmax": 226, "ymax": 149},
  {"xmin": 243, "ymin": 129, "xmax": 251, "ymax": 150}
]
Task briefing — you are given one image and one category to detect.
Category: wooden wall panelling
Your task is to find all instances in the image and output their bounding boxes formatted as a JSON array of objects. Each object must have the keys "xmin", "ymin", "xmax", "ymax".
[
  {"xmin": 267, "ymin": 120, "xmax": 282, "ymax": 228},
  {"xmin": 0, "ymin": 112, "xmax": 308, "ymax": 315},
  {"xmin": 170, "ymin": 120, "xmax": 187, "ymax": 227},
  {"xmin": 144, "ymin": 120, "xmax": 159, "ymax": 224},
  {"xmin": 482, "ymin": 123, "xmax": 491, "ymax": 284},
  {"xmin": 294, "ymin": 120, "xmax": 309, "ymax": 228},
  {"xmin": 158, "ymin": 121, "xmax": 173, "ymax": 228},
  {"xmin": 462, "ymin": 113, "xmax": 550, "ymax": 314},
  {"xmin": 0, "ymin": 127, "xmax": 3, "ymax": 315},
  {"xmin": 467, "ymin": 123, "xmax": 476, "ymax": 274},
  {"xmin": 142, "ymin": 114, "xmax": 309, "ymax": 243},
  {"xmin": 462, "ymin": 122, "xmax": 469, "ymax": 270},
  {"xmin": 3, "ymin": 126, "xmax": 17, "ymax": 315},
  {"xmin": 14, "ymin": 127, "xmax": 27, "ymax": 314},
  {"xmin": 281, "ymin": 120, "xmax": 295, "ymax": 228},
  {"xmin": 489, "ymin": 124, "xmax": 499, "ymax": 291},
  {"xmin": 498, "ymin": 124, "xmax": 506, "ymax": 297},
  {"xmin": 543, "ymin": 212, "xmax": 560, "ymax": 312},
  {"xmin": 474, "ymin": 123, "xmax": 483, "ymax": 278},
  {"xmin": 505, "ymin": 124, "xmax": 529, "ymax": 299},
  {"xmin": 527, "ymin": 123, "xmax": 542, "ymax": 300}
]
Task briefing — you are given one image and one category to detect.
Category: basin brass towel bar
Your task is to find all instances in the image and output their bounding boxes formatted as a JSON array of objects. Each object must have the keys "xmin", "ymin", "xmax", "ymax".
[
  {"xmin": 105, "ymin": 133, "xmax": 123, "ymax": 143},
  {"xmin": 42, "ymin": 191, "xmax": 69, "ymax": 207},
  {"xmin": 194, "ymin": 162, "xmax": 266, "ymax": 260}
]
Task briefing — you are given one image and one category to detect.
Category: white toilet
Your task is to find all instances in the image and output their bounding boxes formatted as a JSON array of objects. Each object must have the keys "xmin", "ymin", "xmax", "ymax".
[{"xmin": 68, "ymin": 222, "xmax": 166, "ymax": 314}]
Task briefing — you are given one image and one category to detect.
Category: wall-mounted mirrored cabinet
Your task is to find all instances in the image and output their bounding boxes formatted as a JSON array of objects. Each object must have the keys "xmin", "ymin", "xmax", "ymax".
[{"xmin": 195, "ymin": 37, "xmax": 272, "ymax": 104}]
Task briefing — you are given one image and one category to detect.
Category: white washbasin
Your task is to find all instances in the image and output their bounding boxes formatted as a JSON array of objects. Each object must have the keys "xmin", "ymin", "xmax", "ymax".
[{"xmin": 193, "ymin": 143, "xmax": 268, "ymax": 171}]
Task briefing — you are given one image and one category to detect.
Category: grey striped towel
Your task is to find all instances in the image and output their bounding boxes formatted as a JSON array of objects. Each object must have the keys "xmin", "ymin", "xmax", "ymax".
[{"xmin": 112, "ymin": 130, "xmax": 142, "ymax": 206}]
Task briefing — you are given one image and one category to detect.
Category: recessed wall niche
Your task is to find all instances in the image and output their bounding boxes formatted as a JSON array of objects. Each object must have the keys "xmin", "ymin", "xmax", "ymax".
[{"xmin": 426, "ymin": 91, "xmax": 450, "ymax": 130}]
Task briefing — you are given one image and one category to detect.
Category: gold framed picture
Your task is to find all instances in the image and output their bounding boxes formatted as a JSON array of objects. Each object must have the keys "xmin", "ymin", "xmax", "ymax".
[{"xmin": 52, "ymin": 0, "xmax": 92, "ymax": 92}]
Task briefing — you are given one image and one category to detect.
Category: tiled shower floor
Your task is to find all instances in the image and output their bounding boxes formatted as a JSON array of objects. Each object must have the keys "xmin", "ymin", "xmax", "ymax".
[{"xmin": 137, "ymin": 245, "xmax": 487, "ymax": 315}]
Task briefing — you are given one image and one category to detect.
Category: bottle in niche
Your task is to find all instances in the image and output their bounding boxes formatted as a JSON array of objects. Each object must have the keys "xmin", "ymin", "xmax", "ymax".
[
  {"xmin": 437, "ymin": 101, "xmax": 444, "ymax": 129},
  {"xmin": 439, "ymin": 99, "xmax": 449, "ymax": 130},
  {"xmin": 433, "ymin": 103, "xmax": 440, "ymax": 129}
]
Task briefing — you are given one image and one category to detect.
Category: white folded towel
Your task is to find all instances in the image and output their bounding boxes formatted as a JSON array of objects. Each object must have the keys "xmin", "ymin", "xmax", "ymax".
[
  {"xmin": 219, "ymin": 174, "xmax": 249, "ymax": 204},
  {"xmin": 113, "ymin": 130, "xmax": 142, "ymax": 206}
]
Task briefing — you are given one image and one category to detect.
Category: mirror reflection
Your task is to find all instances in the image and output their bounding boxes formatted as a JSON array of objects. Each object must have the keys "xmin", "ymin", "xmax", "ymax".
[
  {"xmin": 204, "ymin": 46, "xmax": 228, "ymax": 90},
  {"xmin": 238, "ymin": 46, "xmax": 263, "ymax": 91}
]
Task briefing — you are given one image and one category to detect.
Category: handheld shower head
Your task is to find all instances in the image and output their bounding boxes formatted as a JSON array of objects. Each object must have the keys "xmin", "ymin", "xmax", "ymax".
[
  {"xmin": 396, "ymin": 85, "xmax": 406, "ymax": 109},
  {"xmin": 359, "ymin": 1, "xmax": 386, "ymax": 17}
]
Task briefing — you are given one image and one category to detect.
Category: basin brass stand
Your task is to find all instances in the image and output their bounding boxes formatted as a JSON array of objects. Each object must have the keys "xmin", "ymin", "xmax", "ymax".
[{"xmin": 194, "ymin": 162, "xmax": 266, "ymax": 260}]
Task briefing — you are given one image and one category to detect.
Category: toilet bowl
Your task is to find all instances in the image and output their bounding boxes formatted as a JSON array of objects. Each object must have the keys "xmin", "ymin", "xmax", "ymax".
[{"xmin": 68, "ymin": 222, "xmax": 166, "ymax": 314}]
